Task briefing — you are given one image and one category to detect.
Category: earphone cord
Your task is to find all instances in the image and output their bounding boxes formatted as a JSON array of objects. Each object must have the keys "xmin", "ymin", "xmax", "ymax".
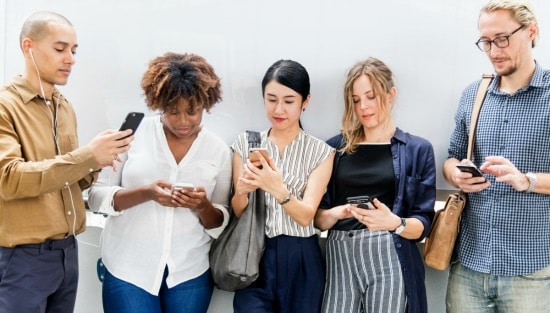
[
  {"xmin": 29, "ymin": 49, "xmax": 99, "ymax": 247},
  {"xmin": 66, "ymin": 181, "xmax": 100, "ymax": 248},
  {"xmin": 30, "ymin": 49, "xmax": 61, "ymax": 154}
]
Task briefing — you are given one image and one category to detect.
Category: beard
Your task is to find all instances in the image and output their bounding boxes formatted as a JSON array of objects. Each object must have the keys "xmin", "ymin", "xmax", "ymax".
[{"xmin": 496, "ymin": 64, "xmax": 518, "ymax": 77}]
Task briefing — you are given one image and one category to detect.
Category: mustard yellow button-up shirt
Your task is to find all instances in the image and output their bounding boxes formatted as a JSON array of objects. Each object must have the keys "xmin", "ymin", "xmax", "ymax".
[{"xmin": 0, "ymin": 76, "xmax": 100, "ymax": 247}]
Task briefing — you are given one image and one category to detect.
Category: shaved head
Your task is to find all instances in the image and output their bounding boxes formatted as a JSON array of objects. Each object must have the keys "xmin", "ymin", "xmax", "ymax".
[{"xmin": 19, "ymin": 11, "xmax": 72, "ymax": 50}]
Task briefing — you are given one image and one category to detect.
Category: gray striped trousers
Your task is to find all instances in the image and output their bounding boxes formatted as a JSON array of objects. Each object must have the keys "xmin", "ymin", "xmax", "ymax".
[{"xmin": 321, "ymin": 229, "xmax": 406, "ymax": 313}]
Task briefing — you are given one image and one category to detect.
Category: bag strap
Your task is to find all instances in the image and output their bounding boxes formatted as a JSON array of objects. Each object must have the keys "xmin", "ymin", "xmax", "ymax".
[{"xmin": 467, "ymin": 73, "xmax": 494, "ymax": 160}]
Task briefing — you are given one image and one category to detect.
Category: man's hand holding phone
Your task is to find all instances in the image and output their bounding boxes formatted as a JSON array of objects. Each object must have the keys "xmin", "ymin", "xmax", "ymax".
[
  {"xmin": 456, "ymin": 163, "xmax": 484, "ymax": 177},
  {"xmin": 455, "ymin": 162, "xmax": 490, "ymax": 192},
  {"xmin": 88, "ymin": 129, "xmax": 133, "ymax": 170}
]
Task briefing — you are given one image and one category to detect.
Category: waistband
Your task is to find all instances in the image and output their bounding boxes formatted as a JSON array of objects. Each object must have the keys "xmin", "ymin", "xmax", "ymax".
[
  {"xmin": 16, "ymin": 235, "xmax": 75, "ymax": 250},
  {"xmin": 328, "ymin": 229, "xmax": 389, "ymax": 240}
]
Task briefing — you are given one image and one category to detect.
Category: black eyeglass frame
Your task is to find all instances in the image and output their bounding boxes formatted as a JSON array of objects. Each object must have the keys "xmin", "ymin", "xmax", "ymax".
[{"xmin": 475, "ymin": 25, "xmax": 525, "ymax": 52}]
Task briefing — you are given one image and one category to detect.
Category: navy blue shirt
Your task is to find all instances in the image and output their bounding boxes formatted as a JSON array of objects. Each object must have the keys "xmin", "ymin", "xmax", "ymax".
[
  {"xmin": 321, "ymin": 128, "xmax": 436, "ymax": 313},
  {"xmin": 447, "ymin": 63, "xmax": 550, "ymax": 276}
]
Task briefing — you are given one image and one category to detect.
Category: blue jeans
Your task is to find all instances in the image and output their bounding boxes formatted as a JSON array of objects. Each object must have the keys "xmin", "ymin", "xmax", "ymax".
[
  {"xmin": 446, "ymin": 262, "xmax": 550, "ymax": 313},
  {"xmin": 102, "ymin": 268, "xmax": 213, "ymax": 313}
]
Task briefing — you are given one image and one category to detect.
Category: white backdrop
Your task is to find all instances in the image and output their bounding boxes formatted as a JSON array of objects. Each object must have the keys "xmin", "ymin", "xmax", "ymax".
[{"xmin": 2, "ymin": 0, "xmax": 549, "ymax": 190}]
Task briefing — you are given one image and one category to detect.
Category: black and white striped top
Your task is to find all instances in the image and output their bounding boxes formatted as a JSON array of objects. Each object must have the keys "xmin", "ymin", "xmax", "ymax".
[{"xmin": 232, "ymin": 130, "xmax": 334, "ymax": 237}]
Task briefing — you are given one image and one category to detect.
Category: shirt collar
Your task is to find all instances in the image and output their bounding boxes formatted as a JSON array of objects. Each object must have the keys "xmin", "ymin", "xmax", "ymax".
[
  {"xmin": 10, "ymin": 75, "xmax": 64, "ymax": 106},
  {"xmin": 488, "ymin": 61, "xmax": 545, "ymax": 94},
  {"xmin": 392, "ymin": 127, "xmax": 407, "ymax": 144}
]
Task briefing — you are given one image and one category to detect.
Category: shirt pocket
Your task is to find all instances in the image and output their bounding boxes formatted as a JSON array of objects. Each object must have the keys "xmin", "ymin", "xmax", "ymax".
[{"xmin": 404, "ymin": 174, "xmax": 425, "ymax": 210}]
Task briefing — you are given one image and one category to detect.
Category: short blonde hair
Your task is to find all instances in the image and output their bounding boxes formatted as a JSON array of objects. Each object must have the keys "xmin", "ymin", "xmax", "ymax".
[{"xmin": 480, "ymin": 0, "xmax": 539, "ymax": 47}]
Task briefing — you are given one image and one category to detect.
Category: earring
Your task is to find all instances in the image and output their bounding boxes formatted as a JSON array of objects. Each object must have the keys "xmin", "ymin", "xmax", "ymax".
[{"xmin": 302, "ymin": 108, "xmax": 306, "ymax": 112}]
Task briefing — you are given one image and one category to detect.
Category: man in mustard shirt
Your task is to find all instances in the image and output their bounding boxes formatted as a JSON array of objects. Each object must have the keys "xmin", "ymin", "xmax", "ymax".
[{"xmin": 0, "ymin": 11, "xmax": 134, "ymax": 313}]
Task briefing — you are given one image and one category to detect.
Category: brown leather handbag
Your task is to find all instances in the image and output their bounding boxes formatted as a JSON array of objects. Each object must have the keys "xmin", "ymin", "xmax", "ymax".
[{"xmin": 424, "ymin": 74, "xmax": 493, "ymax": 270}]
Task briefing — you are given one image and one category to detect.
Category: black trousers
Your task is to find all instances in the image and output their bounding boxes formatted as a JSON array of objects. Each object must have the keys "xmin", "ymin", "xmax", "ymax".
[
  {"xmin": 0, "ymin": 236, "xmax": 78, "ymax": 313},
  {"xmin": 233, "ymin": 234, "xmax": 324, "ymax": 313}
]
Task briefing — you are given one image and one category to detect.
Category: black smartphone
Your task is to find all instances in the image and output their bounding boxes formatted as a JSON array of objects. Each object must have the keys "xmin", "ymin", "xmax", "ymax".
[
  {"xmin": 346, "ymin": 195, "xmax": 375, "ymax": 209},
  {"xmin": 456, "ymin": 164, "xmax": 483, "ymax": 177},
  {"xmin": 118, "ymin": 112, "xmax": 144, "ymax": 140}
]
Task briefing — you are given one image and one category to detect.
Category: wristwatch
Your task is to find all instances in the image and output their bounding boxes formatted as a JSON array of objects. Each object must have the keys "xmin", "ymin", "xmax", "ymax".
[
  {"xmin": 524, "ymin": 172, "xmax": 537, "ymax": 193},
  {"xmin": 394, "ymin": 218, "xmax": 406, "ymax": 235}
]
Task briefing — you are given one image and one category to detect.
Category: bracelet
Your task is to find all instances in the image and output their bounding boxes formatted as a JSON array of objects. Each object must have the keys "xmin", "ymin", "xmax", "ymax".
[{"xmin": 278, "ymin": 193, "xmax": 292, "ymax": 205}]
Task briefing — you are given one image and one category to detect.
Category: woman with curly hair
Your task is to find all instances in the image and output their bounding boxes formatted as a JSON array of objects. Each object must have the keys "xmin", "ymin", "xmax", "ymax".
[{"xmin": 88, "ymin": 52, "xmax": 232, "ymax": 313}]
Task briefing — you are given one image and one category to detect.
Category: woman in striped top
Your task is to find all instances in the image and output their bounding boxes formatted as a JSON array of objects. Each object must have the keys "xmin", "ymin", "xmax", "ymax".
[
  {"xmin": 315, "ymin": 57, "xmax": 436, "ymax": 313},
  {"xmin": 230, "ymin": 59, "xmax": 335, "ymax": 313}
]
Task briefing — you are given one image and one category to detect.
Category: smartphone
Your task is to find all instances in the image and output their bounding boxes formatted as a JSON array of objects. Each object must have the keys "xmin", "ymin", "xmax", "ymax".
[
  {"xmin": 346, "ymin": 195, "xmax": 375, "ymax": 210},
  {"xmin": 456, "ymin": 164, "xmax": 483, "ymax": 177},
  {"xmin": 118, "ymin": 112, "xmax": 144, "ymax": 140},
  {"xmin": 248, "ymin": 148, "xmax": 269, "ymax": 163},
  {"xmin": 172, "ymin": 183, "xmax": 195, "ymax": 192}
]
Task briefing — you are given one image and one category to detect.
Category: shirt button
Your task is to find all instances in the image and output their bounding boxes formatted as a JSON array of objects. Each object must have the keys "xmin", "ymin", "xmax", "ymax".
[
  {"xmin": 89, "ymin": 168, "xmax": 94, "ymax": 172},
  {"xmin": 67, "ymin": 211, "xmax": 72, "ymax": 215},
  {"xmin": 396, "ymin": 243, "xmax": 402, "ymax": 248}
]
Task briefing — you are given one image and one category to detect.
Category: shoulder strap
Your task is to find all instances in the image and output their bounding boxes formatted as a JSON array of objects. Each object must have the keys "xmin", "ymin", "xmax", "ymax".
[{"xmin": 467, "ymin": 73, "xmax": 494, "ymax": 160}]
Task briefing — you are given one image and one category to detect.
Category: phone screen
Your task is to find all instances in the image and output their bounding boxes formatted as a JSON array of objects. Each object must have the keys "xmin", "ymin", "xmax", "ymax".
[{"xmin": 456, "ymin": 164, "xmax": 483, "ymax": 177}]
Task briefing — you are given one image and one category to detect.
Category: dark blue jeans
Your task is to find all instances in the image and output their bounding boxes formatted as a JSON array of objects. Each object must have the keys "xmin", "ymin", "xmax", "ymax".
[
  {"xmin": 0, "ymin": 236, "xmax": 78, "ymax": 313},
  {"xmin": 102, "ymin": 267, "xmax": 213, "ymax": 313}
]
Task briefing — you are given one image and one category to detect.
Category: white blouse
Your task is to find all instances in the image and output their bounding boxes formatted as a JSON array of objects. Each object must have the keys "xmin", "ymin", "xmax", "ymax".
[
  {"xmin": 88, "ymin": 115, "xmax": 232, "ymax": 295},
  {"xmin": 232, "ymin": 130, "xmax": 333, "ymax": 238}
]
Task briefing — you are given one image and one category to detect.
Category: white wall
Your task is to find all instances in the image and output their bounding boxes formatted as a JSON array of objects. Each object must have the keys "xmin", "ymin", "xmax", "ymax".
[
  {"xmin": 2, "ymin": 0, "xmax": 550, "ymax": 187},
  {"xmin": 0, "ymin": 1, "xmax": 6, "ymax": 80}
]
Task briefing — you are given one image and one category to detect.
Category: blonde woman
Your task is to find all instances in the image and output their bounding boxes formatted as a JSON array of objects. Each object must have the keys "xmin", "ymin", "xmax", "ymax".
[{"xmin": 315, "ymin": 57, "xmax": 436, "ymax": 313}]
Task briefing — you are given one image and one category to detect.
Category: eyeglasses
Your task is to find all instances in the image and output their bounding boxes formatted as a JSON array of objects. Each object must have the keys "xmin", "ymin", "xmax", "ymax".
[{"xmin": 475, "ymin": 25, "xmax": 525, "ymax": 52}]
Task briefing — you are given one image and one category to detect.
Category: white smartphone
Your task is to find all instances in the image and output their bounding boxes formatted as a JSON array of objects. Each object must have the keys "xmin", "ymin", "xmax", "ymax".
[
  {"xmin": 172, "ymin": 182, "xmax": 195, "ymax": 192},
  {"xmin": 248, "ymin": 148, "xmax": 269, "ymax": 162}
]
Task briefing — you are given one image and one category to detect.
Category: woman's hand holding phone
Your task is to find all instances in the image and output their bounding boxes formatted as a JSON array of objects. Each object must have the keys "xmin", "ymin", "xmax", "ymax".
[{"xmin": 248, "ymin": 148, "xmax": 270, "ymax": 168}]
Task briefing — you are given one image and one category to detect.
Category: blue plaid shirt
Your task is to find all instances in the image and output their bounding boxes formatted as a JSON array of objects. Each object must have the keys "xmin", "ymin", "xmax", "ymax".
[{"xmin": 447, "ymin": 63, "xmax": 550, "ymax": 276}]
